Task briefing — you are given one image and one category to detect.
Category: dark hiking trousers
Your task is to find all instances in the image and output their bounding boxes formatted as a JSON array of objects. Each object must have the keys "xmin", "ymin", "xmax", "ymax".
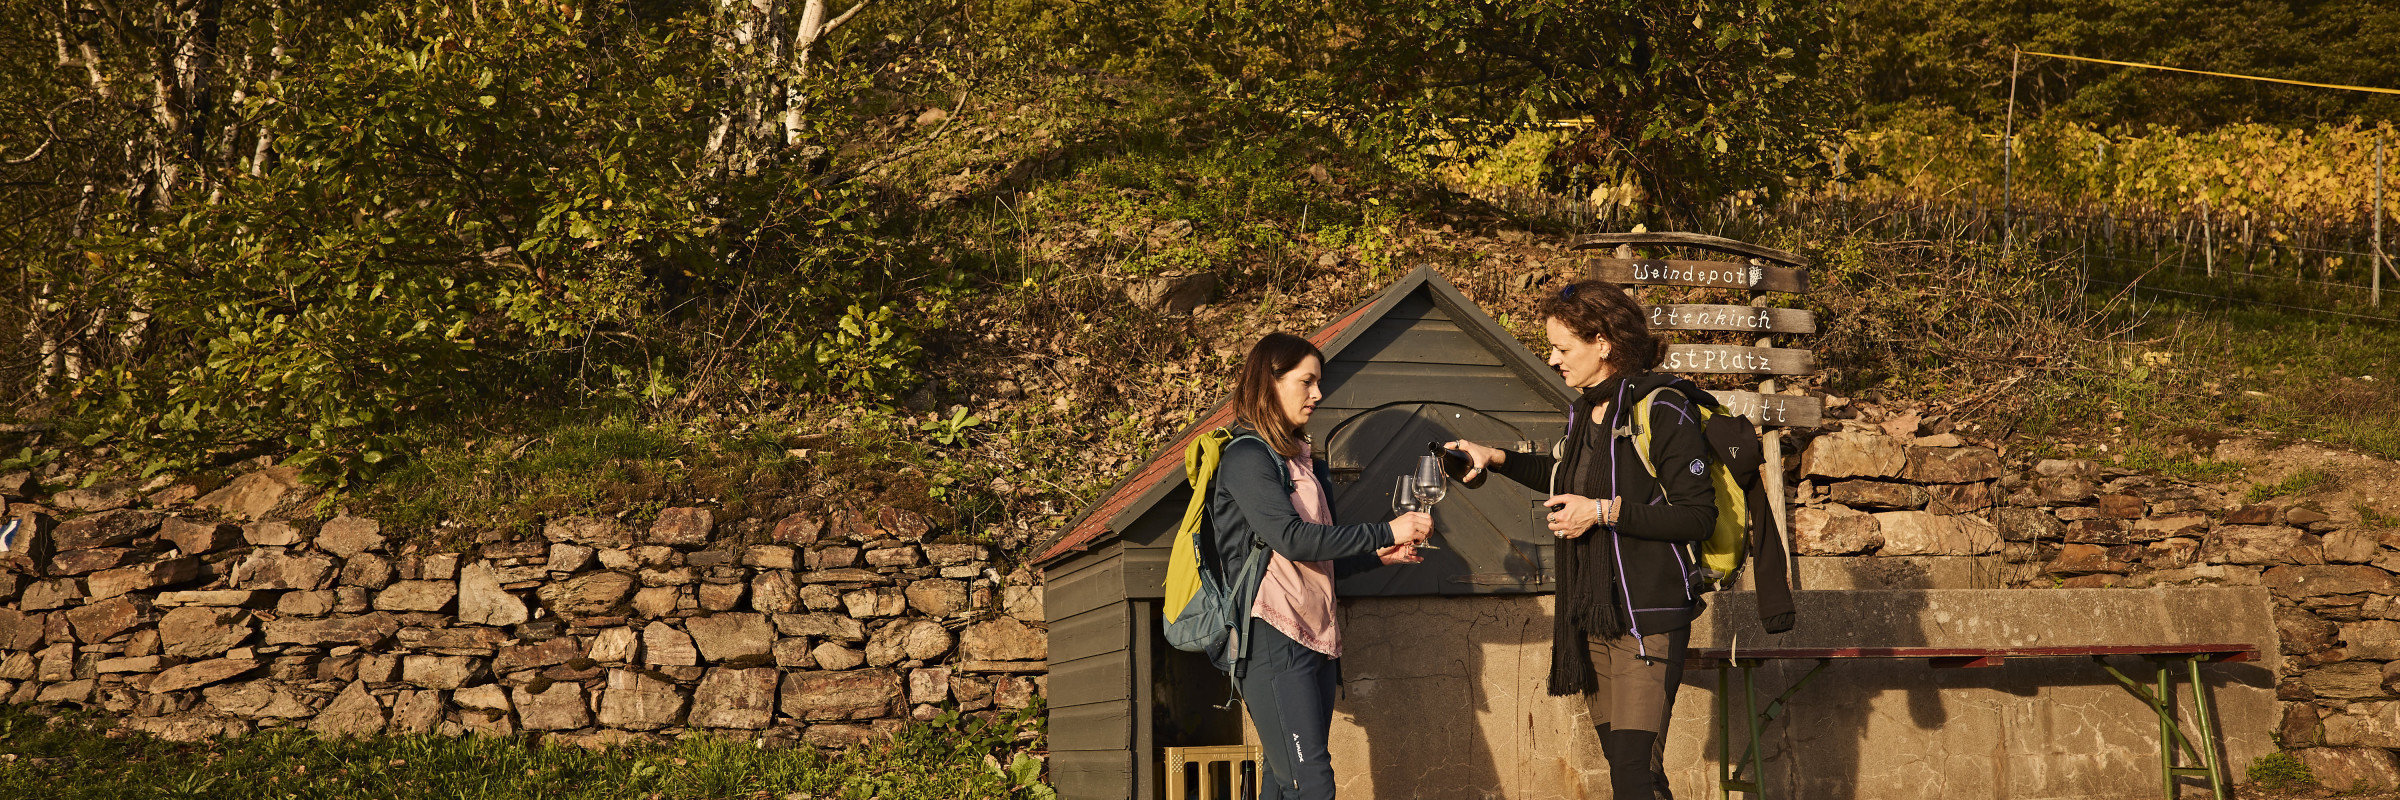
[
  {"xmin": 1239, "ymin": 620, "xmax": 1340, "ymax": 800},
  {"xmin": 1589, "ymin": 628, "xmax": 1689, "ymax": 799}
]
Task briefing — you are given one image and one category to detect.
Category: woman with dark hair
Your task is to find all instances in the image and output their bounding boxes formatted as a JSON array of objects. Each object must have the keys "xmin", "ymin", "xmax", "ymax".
[
  {"xmin": 1444, "ymin": 280, "xmax": 1719, "ymax": 799},
  {"xmin": 1211, "ymin": 331, "xmax": 1432, "ymax": 800}
]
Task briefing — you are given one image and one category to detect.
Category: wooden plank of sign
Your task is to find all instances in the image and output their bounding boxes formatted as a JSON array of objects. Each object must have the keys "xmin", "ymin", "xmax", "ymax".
[
  {"xmin": 1573, "ymin": 232, "xmax": 1810, "ymax": 268},
  {"xmin": 1706, "ymin": 390, "xmax": 1824, "ymax": 428},
  {"xmin": 1659, "ymin": 344, "xmax": 1814, "ymax": 376},
  {"xmin": 1647, "ymin": 304, "xmax": 1818, "ymax": 334},
  {"xmin": 1589, "ymin": 257, "xmax": 1809, "ymax": 294}
]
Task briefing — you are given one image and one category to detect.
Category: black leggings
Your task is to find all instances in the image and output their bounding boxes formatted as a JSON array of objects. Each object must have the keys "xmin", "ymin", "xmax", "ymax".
[{"xmin": 1239, "ymin": 620, "xmax": 1339, "ymax": 800}]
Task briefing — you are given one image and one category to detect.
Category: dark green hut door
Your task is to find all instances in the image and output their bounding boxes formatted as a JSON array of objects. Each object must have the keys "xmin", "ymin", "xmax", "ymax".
[{"xmin": 1325, "ymin": 402, "xmax": 1554, "ymax": 596}]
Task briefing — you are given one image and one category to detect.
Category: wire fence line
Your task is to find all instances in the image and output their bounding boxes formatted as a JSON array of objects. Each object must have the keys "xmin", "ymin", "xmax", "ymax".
[{"xmin": 1458, "ymin": 182, "xmax": 2400, "ymax": 323}]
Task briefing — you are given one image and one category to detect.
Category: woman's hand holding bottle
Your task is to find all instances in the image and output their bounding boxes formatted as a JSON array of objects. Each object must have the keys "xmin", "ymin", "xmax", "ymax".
[{"xmin": 1443, "ymin": 440, "xmax": 1507, "ymax": 481}]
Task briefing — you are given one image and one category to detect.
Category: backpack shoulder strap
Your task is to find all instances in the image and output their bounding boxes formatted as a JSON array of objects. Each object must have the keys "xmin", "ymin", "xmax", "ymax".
[
  {"xmin": 1628, "ymin": 387, "xmax": 1675, "ymax": 479},
  {"xmin": 1218, "ymin": 432, "xmax": 1293, "ymax": 496}
]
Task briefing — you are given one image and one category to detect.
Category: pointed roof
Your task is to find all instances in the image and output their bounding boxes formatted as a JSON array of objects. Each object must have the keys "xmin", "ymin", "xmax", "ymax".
[{"xmin": 1032, "ymin": 265, "xmax": 1569, "ymax": 565}]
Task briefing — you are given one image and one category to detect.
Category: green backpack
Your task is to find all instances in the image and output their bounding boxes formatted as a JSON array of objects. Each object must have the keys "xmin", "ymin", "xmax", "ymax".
[
  {"xmin": 1624, "ymin": 382, "xmax": 1795, "ymax": 632},
  {"xmin": 1162, "ymin": 429, "xmax": 1276, "ymax": 672}
]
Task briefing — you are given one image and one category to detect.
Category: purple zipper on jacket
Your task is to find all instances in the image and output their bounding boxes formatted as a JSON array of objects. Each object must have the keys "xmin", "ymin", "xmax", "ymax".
[{"xmin": 1605, "ymin": 381, "xmax": 1647, "ymax": 658}]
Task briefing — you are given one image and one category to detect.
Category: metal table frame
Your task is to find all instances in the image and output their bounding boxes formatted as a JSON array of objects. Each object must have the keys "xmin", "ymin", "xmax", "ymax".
[{"xmin": 1689, "ymin": 644, "xmax": 2258, "ymax": 800}]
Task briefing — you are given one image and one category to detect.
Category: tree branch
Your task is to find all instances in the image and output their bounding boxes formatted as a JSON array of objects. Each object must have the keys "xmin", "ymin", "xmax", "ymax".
[{"xmin": 820, "ymin": 0, "xmax": 871, "ymax": 36}]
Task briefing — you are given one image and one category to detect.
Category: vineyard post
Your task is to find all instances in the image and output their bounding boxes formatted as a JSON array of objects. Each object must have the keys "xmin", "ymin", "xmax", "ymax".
[
  {"xmin": 2202, "ymin": 198, "xmax": 2215, "ymax": 277},
  {"xmin": 2003, "ymin": 49, "xmax": 2021, "ymax": 257},
  {"xmin": 2377, "ymin": 137, "xmax": 2386, "ymax": 307}
]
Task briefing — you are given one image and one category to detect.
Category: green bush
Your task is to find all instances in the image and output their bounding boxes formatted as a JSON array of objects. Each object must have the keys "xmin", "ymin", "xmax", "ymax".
[{"xmin": 2245, "ymin": 751, "xmax": 2317, "ymax": 793}]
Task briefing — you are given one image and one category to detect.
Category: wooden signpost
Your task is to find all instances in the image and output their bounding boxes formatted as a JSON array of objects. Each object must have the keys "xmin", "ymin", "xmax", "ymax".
[
  {"xmin": 1646, "ymin": 304, "xmax": 1817, "ymax": 334},
  {"xmin": 1588, "ymin": 257, "xmax": 1810, "ymax": 294},
  {"xmin": 1705, "ymin": 390, "xmax": 1824, "ymax": 428},
  {"xmin": 1577, "ymin": 230, "xmax": 1820, "ymax": 592}
]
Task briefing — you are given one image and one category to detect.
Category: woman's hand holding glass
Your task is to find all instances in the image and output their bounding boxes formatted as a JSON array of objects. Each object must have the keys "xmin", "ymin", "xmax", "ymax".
[{"xmin": 1379, "ymin": 509, "xmax": 1432, "ymax": 565}]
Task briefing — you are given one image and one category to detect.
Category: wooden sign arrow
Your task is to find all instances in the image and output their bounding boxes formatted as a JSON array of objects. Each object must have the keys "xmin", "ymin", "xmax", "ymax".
[
  {"xmin": 1660, "ymin": 344, "xmax": 1814, "ymax": 376},
  {"xmin": 1706, "ymin": 390, "xmax": 1824, "ymax": 428},
  {"xmin": 1590, "ymin": 257, "xmax": 1808, "ymax": 294},
  {"xmin": 1647, "ymin": 304, "xmax": 1817, "ymax": 334}
]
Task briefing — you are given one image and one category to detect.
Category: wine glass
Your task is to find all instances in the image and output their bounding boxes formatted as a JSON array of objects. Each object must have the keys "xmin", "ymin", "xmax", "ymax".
[
  {"xmin": 1391, "ymin": 475, "xmax": 1421, "ymax": 516},
  {"xmin": 1411, "ymin": 455, "xmax": 1449, "ymax": 550},
  {"xmin": 1412, "ymin": 455, "xmax": 1448, "ymax": 508},
  {"xmin": 1391, "ymin": 474, "xmax": 1438, "ymax": 550}
]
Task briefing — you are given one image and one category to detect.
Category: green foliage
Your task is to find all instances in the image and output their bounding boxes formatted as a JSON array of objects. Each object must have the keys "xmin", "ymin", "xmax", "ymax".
[
  {"xmin": 921, "ymin": 405, "xmax": 986, "ymax": 447},
  {"xmin": 1004, "ymin": 0, "xmax": 1851, "ymax": 213},
  {"xmin": 0, "ymin": 704, "xmax": 1051, "ymax": 800},
  {"xmin": 2245, "ymin": 751, "xmax": 2318, "ymax": 793},
  {"xmin": 58, "ymin": 0, "xmax": 925, "ymax": 486},
  {"xmin": 2247, "ymin": 469, "xmax": 2339, "ymax": 504},
  {"xmin": 1857, "ymin": 111, "xmax": 2400, "ymax": 227},
  {"xmin": 0, "ymin": 446, "xmax": 58, "ymax": 474},
  {"xmin": 1849, "ymin": 0, "xmax": 2400, "ymax": 128}
]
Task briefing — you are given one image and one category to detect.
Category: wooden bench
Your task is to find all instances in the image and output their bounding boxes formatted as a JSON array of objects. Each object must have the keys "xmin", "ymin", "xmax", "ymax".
[{"xmin": 1690, "ymin": 643, "xmax": 2259, "ymax": 800}]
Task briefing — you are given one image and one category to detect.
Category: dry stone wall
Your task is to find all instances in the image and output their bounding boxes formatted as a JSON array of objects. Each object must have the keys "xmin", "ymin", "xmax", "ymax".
[
  {"xmin": 0, "ymin": 465, "xmax": 1047, "ymax": 747},
  {"xmin": 1792, "ymin": 408, "xmax": 2400, "ymax": 792},
  {"xmin": 8, "ymin": 400, "xmax": 2397, "ymax": 793}
]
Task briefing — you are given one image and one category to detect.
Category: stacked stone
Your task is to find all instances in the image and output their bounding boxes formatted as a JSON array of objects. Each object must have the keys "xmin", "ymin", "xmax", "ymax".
[
  {"xmin": 0, "ymin": 466, "xmax": 1047, "ymax": 747},
  {"xmin": 1781, "ymin": 408, "xmax": 2400, "ymax": 790},
  {"xmin": 1991, "ymin": 460, "xmax": 2400, "ymax": 787},
  {"xmin": 1986, "ymin": 459, "xmax": 2254, "ymax": 588},
  {"xmin": 1790, "ymin": 413, "xmax": 2007, "ymax": 559}
]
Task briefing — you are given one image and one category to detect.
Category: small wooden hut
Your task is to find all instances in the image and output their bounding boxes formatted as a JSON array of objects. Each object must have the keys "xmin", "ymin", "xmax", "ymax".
[{"xmin": 1033, "ymin": 266, "xmax": 1576, "ymax": 800}]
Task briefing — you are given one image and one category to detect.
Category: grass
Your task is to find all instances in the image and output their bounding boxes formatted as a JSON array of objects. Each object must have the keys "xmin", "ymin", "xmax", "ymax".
[
  {"xmin": 2068, "ymin": 255, "xmax": 2400, "ymax": 463},
  {"xmin": 0, "ymin": 704, "xmax": 1052, "ymax": 800},
  {"xmin": 2114, "ymin": 442, "xmax": 2248, "ymax": 484},
  {"xmin": 352, "ymin": 405, "xmax": 804, "ymax": 540},
  {"xmin": 2244, "ymin": 468, "xmax": 2340, "ymax": 504}
]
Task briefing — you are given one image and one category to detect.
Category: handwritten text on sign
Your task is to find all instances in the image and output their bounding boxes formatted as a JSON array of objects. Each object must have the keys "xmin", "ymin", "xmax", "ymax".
[
  {"xmin": 1706, "ymin": 390, "xmax": 1824, "ymax": 428},
  {"xmin": 1659, "ymin": 344, "xmax": 1814, "ymax": 375},
  {"xmin": 1590, "ymin": 257, "xmax": 1809, "ymax": 294},
  {"xmin": 1647, "ymin": 304, "xmax": 1817, "ymax": 334}
]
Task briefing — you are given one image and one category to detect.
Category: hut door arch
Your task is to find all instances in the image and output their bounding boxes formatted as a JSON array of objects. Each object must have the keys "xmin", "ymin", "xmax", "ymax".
[{"xmin": 1324, "ymin": 401, "xmax": 1553, "ymax": 596}]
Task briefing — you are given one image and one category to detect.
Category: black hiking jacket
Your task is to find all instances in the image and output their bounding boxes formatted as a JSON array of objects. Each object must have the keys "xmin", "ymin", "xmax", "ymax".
[{"xmin": 1491, "ymin": 372, "xmax": 1719, "ymax": 694}]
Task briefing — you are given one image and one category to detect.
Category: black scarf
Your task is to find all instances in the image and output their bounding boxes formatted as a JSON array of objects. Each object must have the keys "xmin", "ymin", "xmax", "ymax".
[{"xmin": 1546, "ymin": 373, "xmax": 1675, "ymax": 696}]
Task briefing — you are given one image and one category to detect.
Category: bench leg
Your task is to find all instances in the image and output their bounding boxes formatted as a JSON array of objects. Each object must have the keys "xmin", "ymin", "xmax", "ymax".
[
  {"xmin": 2186, "ymin": 657, "xmax": 2228, "ymax": 800},
  {"xmin": 1718, "ymin": 663, "xmax": 1733, "ymax": 800},
  {"xmin": 2097, "ymin": 655, "xmax": 2233, "ymax": 800},
  {"xmin": 2157, "ymin": 660, "xmax": 2175, "ymax": 800},
  {"xmin": 1714, "ymin": 659, "xmax": 1830, "ymax": 799},
  {"xmin": 1745, "ymin": 663, "xmax": 1767, "ymax": 800}
]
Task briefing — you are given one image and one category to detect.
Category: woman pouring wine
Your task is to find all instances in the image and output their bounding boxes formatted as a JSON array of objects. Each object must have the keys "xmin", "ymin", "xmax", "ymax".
[{"xmin": 1443, "ymin": 280, "xmax": 1720, "ymax": 799}]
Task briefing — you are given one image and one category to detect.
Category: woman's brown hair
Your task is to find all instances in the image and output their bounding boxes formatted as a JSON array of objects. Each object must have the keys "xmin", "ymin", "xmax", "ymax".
[
  {"xmin": 1232, "ymin": 332, "xmax": 1325, "ymax": 458},
  {"xmin": 1537, "ymin": 279, "xmax": 1665, "ymax": 376}
]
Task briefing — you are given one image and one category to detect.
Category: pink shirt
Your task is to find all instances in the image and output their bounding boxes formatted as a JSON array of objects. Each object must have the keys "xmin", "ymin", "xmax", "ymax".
[{"xmin": 1249, "ymin": 442, "xmax": 1346, "ymax": 657}]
